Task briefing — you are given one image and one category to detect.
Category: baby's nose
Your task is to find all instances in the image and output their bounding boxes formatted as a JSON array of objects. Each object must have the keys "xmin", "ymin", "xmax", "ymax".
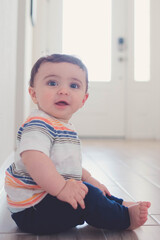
[{"xmin": 58, "ymin": 86, "xmax": 69, "ymax": 95}]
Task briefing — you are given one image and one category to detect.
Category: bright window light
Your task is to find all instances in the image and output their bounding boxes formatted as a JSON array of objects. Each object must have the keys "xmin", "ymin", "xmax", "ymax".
[
  {"xmin": 62, "ymin": 0, "xmax": 112, "ymax": 82},
  {"xmin": 134, "ymin": 0, "xmax": 150, "ymax": 82}
]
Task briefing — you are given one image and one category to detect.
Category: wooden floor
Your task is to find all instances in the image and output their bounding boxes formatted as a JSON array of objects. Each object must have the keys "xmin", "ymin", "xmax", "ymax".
[{"xmin": 0, "ymin": 139, "xmax": 160, "ymax": 239}]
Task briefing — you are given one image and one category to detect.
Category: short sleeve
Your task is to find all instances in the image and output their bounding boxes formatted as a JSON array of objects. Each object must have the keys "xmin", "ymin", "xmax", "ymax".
[{"xmin": 19, "ymin": 130, "xmax": 52, "ymax": 157}]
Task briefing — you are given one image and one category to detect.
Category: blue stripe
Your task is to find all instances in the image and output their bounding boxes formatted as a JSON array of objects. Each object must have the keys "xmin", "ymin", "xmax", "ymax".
[
  {"xmin": 21, "ymin": 120, "xmax": 77, "ymax": 139},
  {"xmin": 7, "ymin": 165, "xmax": 37, "ymax": 185}
]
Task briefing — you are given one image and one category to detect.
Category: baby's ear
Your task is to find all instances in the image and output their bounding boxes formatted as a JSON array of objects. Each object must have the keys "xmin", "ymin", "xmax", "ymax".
[
  {"xmin": 82, "ymin": 93, "xmax": 89, "ymax": 106},
  {"xmin": 28, "ymin": 87, "xmax": 38, "ymax": 104}
]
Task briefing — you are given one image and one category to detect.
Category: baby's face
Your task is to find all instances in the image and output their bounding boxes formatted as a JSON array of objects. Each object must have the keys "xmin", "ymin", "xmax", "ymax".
[{"xmin": 29, "ymin": 62, "xmax": 88, "ymax": 122}]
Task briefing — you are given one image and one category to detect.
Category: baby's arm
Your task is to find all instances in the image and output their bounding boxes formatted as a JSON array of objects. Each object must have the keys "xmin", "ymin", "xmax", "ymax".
[
  {"xmin": 21, "ymin": 150, "xmax": 88, "ymax": 209},
  {"xmin": 82, "ymin": 168, "xmax": 111, "ymax": 196}
]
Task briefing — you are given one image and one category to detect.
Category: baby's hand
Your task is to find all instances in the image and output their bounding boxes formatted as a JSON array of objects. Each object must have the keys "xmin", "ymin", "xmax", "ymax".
[{"xmin": 56, "ymin": 179, "xmax": 88, "ymax": 209}]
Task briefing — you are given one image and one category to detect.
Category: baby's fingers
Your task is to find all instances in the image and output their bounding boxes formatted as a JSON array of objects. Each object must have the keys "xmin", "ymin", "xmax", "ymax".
[
  {"xmin": 81, "ymin": 183, "xmax": 88, "ymax": 195},
  {"xmin": 79, "ymin": 199, "xmax": 85, "ymax": 209},
  {"xmin": 80, "ymin": 190, "xmax": 87, "ymax": 199},
  {"xmin": 70, "ymin": 198, "xmax": 78, "ymax": 209},
  {"xmin": 76, "ymin": 195, "xmax": 85, "ymax": 209},
  {"xmin": 69, "ymin": 195, "xmax": 85, "ymax": 210}
]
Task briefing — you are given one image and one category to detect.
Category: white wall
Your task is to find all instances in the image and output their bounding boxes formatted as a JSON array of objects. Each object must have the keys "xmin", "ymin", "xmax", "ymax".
[
  {"xmin": 0, "ymin": 0, "xmax": 33, "ymax": 168},
  {"xmin": 15, "ymin": 0, "xmax": 33, "ymax": 133},
  {"xmin": 0, "ymin": 0, "xmax": 18, "ymax": 167},
  {"xmin": 151, "ymin": 0, "xmax": 160, "ymax": 140}
]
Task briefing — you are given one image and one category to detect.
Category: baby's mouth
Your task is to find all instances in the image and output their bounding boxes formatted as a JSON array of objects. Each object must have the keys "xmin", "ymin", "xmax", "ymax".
[{"xmin": 55, "ymin": 101, "xmax": 69, "ymax": 106}]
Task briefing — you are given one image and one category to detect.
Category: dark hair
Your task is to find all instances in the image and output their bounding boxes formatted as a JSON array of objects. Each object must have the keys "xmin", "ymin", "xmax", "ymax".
[{"xmin": 30, "ymin": 54, "xmax": 88, "ymax": 92}]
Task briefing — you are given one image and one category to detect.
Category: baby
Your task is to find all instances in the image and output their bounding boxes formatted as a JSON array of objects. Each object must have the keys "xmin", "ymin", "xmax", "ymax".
[{"xmin": 5, "ymin": 54, "xmax": 151, "ymax": 234}]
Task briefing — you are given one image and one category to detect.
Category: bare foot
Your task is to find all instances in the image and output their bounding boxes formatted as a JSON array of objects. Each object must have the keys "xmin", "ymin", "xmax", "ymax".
[{"xmin": 127, "ymin": 201, "xmax": 151, "ymax": 230}]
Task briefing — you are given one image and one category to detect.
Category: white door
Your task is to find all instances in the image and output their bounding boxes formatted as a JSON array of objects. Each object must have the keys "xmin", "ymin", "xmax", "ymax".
[
  {"xmin": 34, "ymin": 0, "xmax": 159, "ymax": 139},
  {"xmin": 63, "ymin": 0, "xmax": 127, "ymax": 137}
]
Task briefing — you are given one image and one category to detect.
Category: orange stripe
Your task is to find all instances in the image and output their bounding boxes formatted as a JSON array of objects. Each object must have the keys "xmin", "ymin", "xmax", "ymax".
[
  {"xmin": 23, "ymin": 116, "xmax": 74, "ymax": 132},
  {"xmin": 7, "ymin": 192, "xmax": 47, "ymax": 207},
  {"xmin": 5, "ymin": 172, "xmax": 41, "ymax": 189}
]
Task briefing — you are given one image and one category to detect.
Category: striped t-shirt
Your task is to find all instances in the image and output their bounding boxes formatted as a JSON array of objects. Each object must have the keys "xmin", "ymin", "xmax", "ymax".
[{"xmin": 5, "ymin": 109, "xmax": 82, "ymax": 213}]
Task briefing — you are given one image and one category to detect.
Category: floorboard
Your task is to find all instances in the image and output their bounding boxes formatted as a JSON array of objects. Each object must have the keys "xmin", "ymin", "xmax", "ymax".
[{"xmin": 1, "ymin": 139, "xmax": 160, "ymax": 239}]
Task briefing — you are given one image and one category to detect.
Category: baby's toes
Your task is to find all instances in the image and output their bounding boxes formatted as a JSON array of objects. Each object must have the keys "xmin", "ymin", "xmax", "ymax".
[{"xmin": 140, "ymin": 201, "xmax": 151, "ymax": 208}]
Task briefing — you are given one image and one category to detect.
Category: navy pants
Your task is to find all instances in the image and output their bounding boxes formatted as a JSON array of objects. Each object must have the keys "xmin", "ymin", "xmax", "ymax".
[{"xmin": 12, "ymin": 182, "xmax": 130, "ymax": 235}]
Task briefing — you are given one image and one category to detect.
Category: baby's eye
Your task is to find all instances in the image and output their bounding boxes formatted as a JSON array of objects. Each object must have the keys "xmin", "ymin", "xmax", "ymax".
[
  {"xmin": 47, "ymin": 81, "xmax": 57, "ymax": 86},
  {"xmin": 70, "ymin": 83, "xmax": 80, "ymax": 89}
]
